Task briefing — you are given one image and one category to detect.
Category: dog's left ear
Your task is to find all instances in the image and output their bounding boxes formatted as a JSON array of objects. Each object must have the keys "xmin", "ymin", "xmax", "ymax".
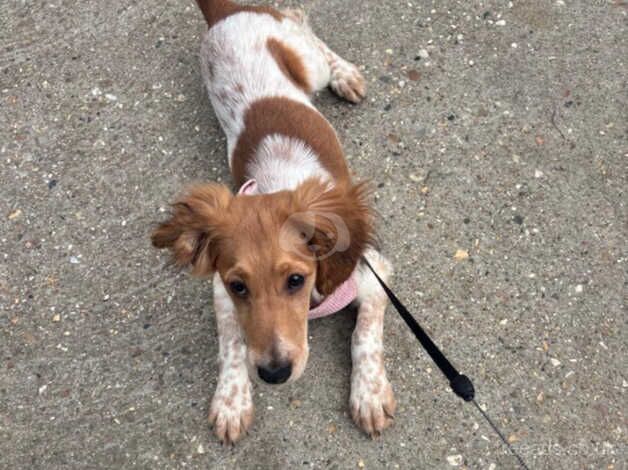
[{"xmin": 293, "ymin": 179, "xmax": 374, "ymax": 296}]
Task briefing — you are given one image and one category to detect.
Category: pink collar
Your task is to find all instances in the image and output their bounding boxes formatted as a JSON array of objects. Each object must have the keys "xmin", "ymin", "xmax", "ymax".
[
  {"xmin": 308, "ymin": 276, "xmax": 358, "ymax": 319},
  {"xmin": 238, "ymin": 179, "xmax": 258, "ymax": 195},
  {"xmin": 238, "ymin": 179, "xmax": 358, "ymax": 319}
]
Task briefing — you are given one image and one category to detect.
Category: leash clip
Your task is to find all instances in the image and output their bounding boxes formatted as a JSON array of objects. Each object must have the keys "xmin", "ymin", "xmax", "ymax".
[{"xmin": 450, "ymin": 374, "xmax": 474, "ymax": 402}]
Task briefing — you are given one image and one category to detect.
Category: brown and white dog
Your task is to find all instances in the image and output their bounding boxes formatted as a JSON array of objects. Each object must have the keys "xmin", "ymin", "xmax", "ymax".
[{"xmin": 152, "ymin": 0, "xmax": 395, "ymax": 444}]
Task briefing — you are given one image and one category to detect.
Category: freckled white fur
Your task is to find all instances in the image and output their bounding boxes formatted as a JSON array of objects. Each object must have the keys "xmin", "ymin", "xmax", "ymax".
[
  {"xmin": 350, "ymin": 248, "xmax": 396, "ymax": 434},
  {"xmin": 209, "ymin": 273, "xmax": 253, "ymax": 443}
]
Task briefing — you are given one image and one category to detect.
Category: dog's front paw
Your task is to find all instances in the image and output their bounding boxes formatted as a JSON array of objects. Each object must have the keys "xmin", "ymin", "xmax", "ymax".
[
  {"xmin": 209, "ymin": 382, "xmax": 254, "ymax": 445},
  {"xmin": 350, "ymin": 374, "xmax": 396, "ymax": 437},
  {"xmin": 330, "ymin": 60, "xmax": 366, "ymax": 103}
]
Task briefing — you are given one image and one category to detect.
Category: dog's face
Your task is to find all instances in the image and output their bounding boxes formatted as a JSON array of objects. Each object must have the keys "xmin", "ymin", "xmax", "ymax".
[{"xmin": 152, "ymin": 178, "xmax": 372, "ymax": 384}]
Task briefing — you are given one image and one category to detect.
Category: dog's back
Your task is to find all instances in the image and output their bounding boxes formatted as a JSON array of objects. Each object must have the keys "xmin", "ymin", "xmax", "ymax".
[{"xmin": 197, "ymin": 1, "xmax": 330, "ymax": 165}]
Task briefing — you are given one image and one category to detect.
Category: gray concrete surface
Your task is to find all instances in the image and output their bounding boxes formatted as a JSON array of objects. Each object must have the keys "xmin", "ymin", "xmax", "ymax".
[{"xmin": 1, "ymin": 0, "xmax": 626, "ymax": 468}]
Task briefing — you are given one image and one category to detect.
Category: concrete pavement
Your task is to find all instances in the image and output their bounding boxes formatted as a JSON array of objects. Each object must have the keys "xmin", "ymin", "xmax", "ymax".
[{"xmin": 1, "ymin": 1, "xmax": 626, "ymax": 468}]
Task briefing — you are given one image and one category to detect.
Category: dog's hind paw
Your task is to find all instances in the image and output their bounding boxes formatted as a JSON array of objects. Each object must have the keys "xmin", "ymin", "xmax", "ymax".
[{"xmin": 330, "ymin": 60, "xmax": 366, "ymax": 104}]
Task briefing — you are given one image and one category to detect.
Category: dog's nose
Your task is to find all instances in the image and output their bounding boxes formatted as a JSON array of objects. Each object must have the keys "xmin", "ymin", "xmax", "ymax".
[{"xmin": 257, "ymin": 362, "xmax": 292, "ymax": 384}]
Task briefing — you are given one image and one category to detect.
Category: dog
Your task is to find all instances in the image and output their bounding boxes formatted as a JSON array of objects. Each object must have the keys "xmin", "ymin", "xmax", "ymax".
[{"xmin": 152, "ymin": 0, "xmax": 395, "ymax": 444}]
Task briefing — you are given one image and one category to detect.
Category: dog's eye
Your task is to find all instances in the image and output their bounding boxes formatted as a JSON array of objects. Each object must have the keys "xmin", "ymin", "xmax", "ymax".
[
  {"xmin": 229, "ymin": 281, "xmax": 248, "ymax": 297},
  {"xmin": 287, "ymin": 274, "xmax": 305, "ymax": 292}
]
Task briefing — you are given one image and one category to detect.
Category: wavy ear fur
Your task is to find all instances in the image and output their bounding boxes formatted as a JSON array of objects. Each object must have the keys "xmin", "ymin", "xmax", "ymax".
[
  {"xmin": 294, "ymin": 179, "xmax": 374, "ymax": 296},
  {"xmin": 151, "ymin": 184, "xmax": 232, "ymax": 276}
]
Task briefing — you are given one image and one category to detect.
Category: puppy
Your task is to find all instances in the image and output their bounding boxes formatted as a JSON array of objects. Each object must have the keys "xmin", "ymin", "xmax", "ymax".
[{"xmin": 152, "ymin": 0, "xmax": 395, "ymax": 444}]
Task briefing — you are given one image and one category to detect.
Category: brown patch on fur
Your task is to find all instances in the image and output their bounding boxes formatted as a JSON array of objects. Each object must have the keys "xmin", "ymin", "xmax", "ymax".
[
  {"xmin": 232, "ymin": 97, "xmax": 351, "ymax": 186},
  {"xmin": 266, "ymin": 38, "xmax": 311, "ymax": 93},
  {"xmin": 292, "ymin": 179, "xmax": 374, "ymax": 295},
  {"xmin": 196, "ymin": 0, "xmax": 283, "ymax": 29}
]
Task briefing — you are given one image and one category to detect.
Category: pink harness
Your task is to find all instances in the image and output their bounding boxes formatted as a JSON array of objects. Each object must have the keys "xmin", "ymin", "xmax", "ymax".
[{"xmin": 238, "ymin": 179, "xmax": 357, "ymax": 319}]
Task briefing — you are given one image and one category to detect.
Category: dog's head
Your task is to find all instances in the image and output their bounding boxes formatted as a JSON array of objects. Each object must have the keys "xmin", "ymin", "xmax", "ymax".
[{"xmin": 152, "ymin": 178, "xmax": 373, "ymax": 384}]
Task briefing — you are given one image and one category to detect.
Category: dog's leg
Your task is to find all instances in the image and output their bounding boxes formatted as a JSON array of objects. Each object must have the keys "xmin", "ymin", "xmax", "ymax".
[
  {"xmin": 282, "ymin": 8, "xmax": 366, "ymax": 103},
  {"xmin": 208, "ymin": 273, "xmax": 254, "ymax": 444},
  {"xmin": 350, "ymin": 248, "xmax": 396, "ymax": 436}
]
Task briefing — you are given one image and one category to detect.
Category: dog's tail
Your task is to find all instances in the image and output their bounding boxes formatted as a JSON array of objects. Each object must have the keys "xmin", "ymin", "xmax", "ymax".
[{"xmin": 195, "ymin": 0, "xmax": 237, "ymax": 27}]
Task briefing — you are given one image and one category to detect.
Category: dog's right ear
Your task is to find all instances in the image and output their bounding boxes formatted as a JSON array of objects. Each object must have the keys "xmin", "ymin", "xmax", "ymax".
[{"xmin": 151, "ymin": 183, "xmax": 232, "ymax": 276}]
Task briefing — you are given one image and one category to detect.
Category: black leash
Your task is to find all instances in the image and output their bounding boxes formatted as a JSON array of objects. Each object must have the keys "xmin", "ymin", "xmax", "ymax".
[{"xmin": 362, "ymin": 257, "xmax": 530, "ymax": 470}]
